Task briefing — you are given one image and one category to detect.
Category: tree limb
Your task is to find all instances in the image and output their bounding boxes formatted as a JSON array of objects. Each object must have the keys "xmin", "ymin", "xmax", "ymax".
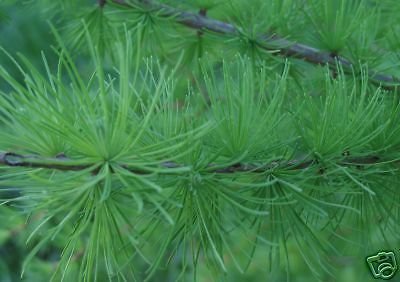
[
  {"xmin": 0, "ymin": 151, "xmax": 381, "ymax": 175},
  {"xmin": 109, "ymin": 0, "xmax": 400, "ymax": 90}
]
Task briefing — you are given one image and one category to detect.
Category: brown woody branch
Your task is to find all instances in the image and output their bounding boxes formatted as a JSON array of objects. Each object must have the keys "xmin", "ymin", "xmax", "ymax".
[
  {"xmin": 108, "ymin": 0, "xmax": 400, "ymax": 90},
  {"xmin": 0, "ymin": 152, "xmax": 179, "ymax": 175},
  {"xmin": 0, "ymin": 151, "xmax": 381, "ymax": 175}
]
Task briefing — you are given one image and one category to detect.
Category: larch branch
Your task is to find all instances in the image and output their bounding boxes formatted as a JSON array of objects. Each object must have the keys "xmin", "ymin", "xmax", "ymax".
[
  {"xmin": 0, "ymin": 151, "xmax": 381, "ymax": 175},
  {"xmin": 108, "ymin": 0, "xmax": 400, "ymax": 90}
]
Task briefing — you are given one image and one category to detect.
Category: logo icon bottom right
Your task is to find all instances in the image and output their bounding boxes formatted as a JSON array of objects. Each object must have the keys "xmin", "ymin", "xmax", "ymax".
[{"xmin": 367, "ymin": 251, "xmax": 398, "ymax": 280}]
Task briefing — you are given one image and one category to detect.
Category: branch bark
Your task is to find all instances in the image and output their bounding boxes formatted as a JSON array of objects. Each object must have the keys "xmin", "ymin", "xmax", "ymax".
[{"xmin": 0, "ymin": 151, "xmax": 381, "ymax": 175}]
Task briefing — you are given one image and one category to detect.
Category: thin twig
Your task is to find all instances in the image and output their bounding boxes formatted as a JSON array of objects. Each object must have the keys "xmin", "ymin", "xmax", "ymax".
[
  {"xmin": 108, "ymin": 0, "xmax": 400, "ymax": 90},
  {"xmin": 0, "ymin": 151, "xmax": 381, "ymax": 175}
]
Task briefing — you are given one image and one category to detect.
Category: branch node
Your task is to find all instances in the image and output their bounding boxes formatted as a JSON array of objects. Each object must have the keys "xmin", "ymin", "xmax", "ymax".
[
  {"xmin": 3, "ymin": 152, "xmax": 23, "ymax": 166},
  {"xmin": 98, "ymin": 0, "xmax": 106, "ymax": 8},
  {"xmin": 197, "ymin": 8, "xmax": 207, "ymax": 37}
]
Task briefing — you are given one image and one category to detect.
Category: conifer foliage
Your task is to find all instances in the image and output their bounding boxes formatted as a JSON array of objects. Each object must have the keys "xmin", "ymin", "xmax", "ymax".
[{"xmin": 1, "ymin": 0, "xmax": 400, "ymax": 281}]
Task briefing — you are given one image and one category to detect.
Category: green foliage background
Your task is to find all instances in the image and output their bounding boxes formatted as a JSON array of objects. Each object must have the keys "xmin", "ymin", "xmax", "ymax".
[{"xmin": 1, "ymin": 1, "xmax": 400, "ymax": 281}]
